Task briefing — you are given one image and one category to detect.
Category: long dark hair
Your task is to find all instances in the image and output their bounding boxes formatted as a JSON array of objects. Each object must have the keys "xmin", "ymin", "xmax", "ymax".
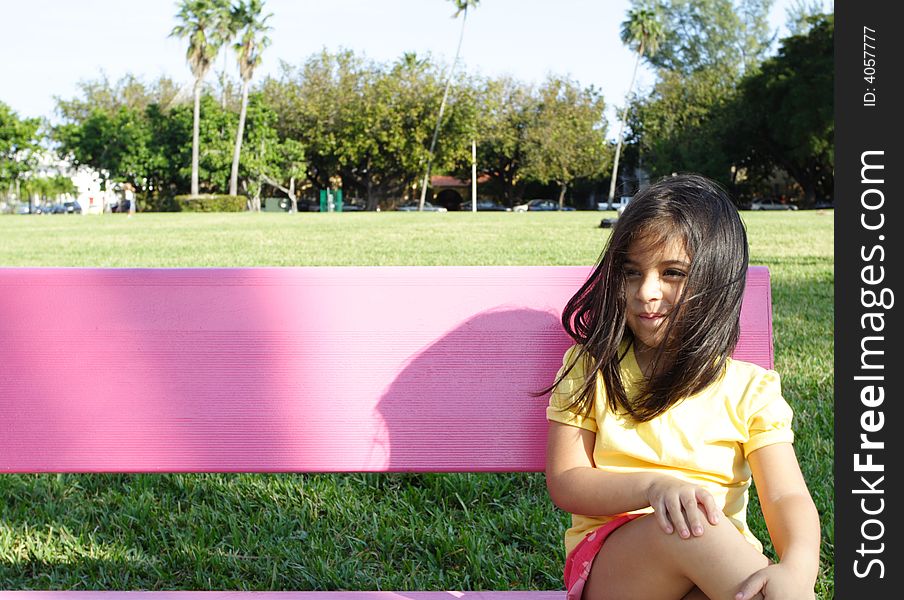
[{"xmin": 547, "ymin": 173, "xmax": 749, "ymax": 422}]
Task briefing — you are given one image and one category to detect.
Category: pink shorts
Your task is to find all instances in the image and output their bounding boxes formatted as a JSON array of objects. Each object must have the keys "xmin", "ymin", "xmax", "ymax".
[{"xmin": 563, "ymin": 515, "xmax": 642, "ymax": 600}]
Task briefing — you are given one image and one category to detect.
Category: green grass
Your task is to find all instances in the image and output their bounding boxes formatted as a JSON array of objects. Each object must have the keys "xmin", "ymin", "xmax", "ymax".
[{"xmin": 0, "ymin": 210, "xmax": 834, "ymax": 596}]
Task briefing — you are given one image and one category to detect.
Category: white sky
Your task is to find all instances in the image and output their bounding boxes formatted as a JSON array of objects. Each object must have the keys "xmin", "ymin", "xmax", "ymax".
[{"xmin": 1, "ymin": 0, "xmax": 827, "ymax": 137}]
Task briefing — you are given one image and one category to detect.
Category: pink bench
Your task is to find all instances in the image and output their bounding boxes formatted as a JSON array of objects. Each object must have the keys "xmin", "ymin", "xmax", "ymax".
[{"xmin": 0, "ymin": 266, "xmax": 773, "ymax": 595}]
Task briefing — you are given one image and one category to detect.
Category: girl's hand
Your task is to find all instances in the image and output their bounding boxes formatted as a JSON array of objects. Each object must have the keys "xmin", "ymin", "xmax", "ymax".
[
  {"xmin": 735, "ymin": 563, "xmax": 816, "ymax": 600},
  {"xmin": 645, "ymin": 475, "xmax": 721, "ymax": 538}
]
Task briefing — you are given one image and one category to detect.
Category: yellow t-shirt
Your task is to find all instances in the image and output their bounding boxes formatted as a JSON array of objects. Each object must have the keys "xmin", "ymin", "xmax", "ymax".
[{"xmin": 546, "ymin": 343, "xmax": 794, "ymax": 556}]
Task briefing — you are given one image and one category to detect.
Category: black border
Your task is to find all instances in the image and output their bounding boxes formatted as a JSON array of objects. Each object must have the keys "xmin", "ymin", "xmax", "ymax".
[{"xmin": 835, "ymin": 2, "xmax": 902, "ymax": 596}]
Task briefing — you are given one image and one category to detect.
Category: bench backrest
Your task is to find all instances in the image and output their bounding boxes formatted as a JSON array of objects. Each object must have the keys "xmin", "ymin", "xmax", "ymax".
[{"xmin": 0, "ymin": 266, "xmax": 771, "ymax": 474}]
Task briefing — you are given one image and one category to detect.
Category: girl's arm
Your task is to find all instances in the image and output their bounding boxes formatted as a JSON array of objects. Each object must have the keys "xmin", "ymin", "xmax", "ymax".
[
  {"xmin": 546, "ymin": 420, "xmax": 721, "ymax": 536},
  {"xmin": 736, "ymin": 442, "xmax": 821, "ymax": 599}
]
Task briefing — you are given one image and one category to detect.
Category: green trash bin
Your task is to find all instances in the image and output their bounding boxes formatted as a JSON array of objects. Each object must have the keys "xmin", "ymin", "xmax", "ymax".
[{"xmin": 319, "ymin": 189, "xmax": 343, "ymax": 212}]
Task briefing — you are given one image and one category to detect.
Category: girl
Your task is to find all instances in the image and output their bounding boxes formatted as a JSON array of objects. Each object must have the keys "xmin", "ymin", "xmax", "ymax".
[{"xmin": 545, "ymin": 174, "xmax": 820, "ymax": 600}]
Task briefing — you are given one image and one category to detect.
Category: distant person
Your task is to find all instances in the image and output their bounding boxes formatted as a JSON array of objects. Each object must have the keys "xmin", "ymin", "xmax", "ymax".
[
  {"xmin": 544, "ymin": 174, "xmax": 820, "ymax": 600},
  {"xmin": 125, "ymin": 184, "xmax": 136, "ymax": 217}
]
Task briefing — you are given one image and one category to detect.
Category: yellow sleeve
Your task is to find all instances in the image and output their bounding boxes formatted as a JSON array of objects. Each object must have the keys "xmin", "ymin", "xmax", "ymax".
[
  {"xmin": 742, "ymin": 369, "xmax": 794, "ymax": 457},
  {"xmin": 546, "ymin": 344, "xmax": 598, "ymax": 432}
]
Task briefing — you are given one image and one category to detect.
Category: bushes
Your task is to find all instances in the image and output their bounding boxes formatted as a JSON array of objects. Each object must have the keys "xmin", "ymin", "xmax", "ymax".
[
  {"xmin": 173, "ymin": 194, "xmax": 247, "ymax": 212},
  {"xmin": 142, "ymin": 194, "xmax": 179, "ymax": 212}
]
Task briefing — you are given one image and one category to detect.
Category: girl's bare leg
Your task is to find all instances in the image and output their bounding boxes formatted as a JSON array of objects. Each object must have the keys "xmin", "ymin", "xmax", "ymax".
[
  {"xmin": 680, "ymin": 585, "xmax": 764, "ymax": 600},
  {"xmin": 582, "ymin": 514, "xmax": 769, "ymax": 600}
]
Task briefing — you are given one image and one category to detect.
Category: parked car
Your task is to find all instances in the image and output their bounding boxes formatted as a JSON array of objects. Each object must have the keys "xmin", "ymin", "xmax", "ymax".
[
  {"xmin": 514, "ymin": 199, "xmax": 553, "ymax": 212},
  {"xmin": 49, "ymin": 203, "xmax": 68, "ymax": 214},
  {"xmin": 597, "ymin": 196, "xmax": 633, "ymax": 211},
  {"xmin": 62, "ymin": 201, "xmax": 82, "ymax": 214},
  {"xmin": 513, "ymin": 199, "xmax": 576, "ymax": 212},
  {"xmin": 342, "ymin": 198, "xmax": 366, "ymax": 211},
  {"xmin": 395, "ymin": 200, "xmax": 448, "ymax": 212},
  {"xmin": 750, "ymin": 197, "xmax": 797, "ymax": 211},
  {"xmin": 297, "ymin": 199, "xmax": 321, "ymax": 212},
  {"xmin": 18, "ymin": 203, "xmax": 58, "ymax": 214},
  {"xmin": 458, "ymin": 198, "xmax": 510, "ymax": 211}
]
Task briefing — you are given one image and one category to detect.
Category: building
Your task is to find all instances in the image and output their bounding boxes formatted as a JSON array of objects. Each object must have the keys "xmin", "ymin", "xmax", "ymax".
[
  {"xmin": 429, "ymin": 174, "xmax": 491, "ymax": 211},
  {"xmin": 13, "ymin": 152, "xmax": 117, "ymax": 214},
  {"xmin": 69, "ymin": 167, "xmax": 117, "ymax": 214}
]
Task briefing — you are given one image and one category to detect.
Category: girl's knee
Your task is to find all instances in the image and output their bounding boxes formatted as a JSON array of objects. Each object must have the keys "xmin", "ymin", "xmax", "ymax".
[{"xmin": 652, "ymin": 514, "xmax": 764, "ymax": 560}]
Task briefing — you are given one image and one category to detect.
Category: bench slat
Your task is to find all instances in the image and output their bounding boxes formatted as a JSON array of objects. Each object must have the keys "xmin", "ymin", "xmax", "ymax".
[
  {"xmin": 0, "ymin": 593, "xmax": 566, "ymax": 600},
  {"xmin": 0, "ymin": 266, "xmax": 771, "ymax": 473}
]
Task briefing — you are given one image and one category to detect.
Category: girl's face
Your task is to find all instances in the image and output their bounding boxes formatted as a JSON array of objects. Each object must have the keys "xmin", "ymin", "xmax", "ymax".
[{"xmin": 623, "ymin": 234, "xmax": 691, "ymax": 356}]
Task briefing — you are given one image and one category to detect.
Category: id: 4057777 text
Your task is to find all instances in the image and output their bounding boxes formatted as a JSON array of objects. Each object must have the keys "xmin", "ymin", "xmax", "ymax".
[{"xmin": 863, "ymin": 26, "xmax": 877, "ymax": 107}]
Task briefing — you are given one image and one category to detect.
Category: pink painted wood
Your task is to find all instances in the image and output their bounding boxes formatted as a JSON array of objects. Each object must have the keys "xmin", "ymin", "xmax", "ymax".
[
  {"xmin": 0, "ymin": 593, "xmax": 566, "ymax": 600},
  {"xmin": 0, "ymin": 266, "xmax": 771, "ymax": 474}
]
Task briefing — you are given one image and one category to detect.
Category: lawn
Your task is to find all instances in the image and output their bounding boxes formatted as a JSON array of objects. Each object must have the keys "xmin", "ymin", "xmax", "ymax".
[{"xmin": 0, "ymin": 210, "xmax": 834, "ymax": 597}]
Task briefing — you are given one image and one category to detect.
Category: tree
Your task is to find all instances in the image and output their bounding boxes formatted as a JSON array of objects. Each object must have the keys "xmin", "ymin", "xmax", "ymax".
[
  {"xmin": 332, "ymin": 51, "xmax": 473, "ymax": 211},
  {"xmin": 608, "ymin": 7, "xmax": 663, "ymax": 206},
  {"xmin": 228, "ymin": 0, "xmax": 272, "ymax": 199},
  {"xmin": 225, "ymin": 93, "xmax": 280, "ymax": 210},
  {"xmin": 19, "ymin": 175, "xmax": 78, "ymax": 204},
  {"xmin": 53, "ymin": 76, "xmax": 257, "ymax": 203},
  {"xmin": 523, "ymin": 77, "xmax": 609, "ymax": 209},
  {"xmin": 0, "ymin": 102, "xmax": 42, "ymax": 201},
  {"xmin": 55, "ymin": 106, "xmax": 153, "ymax": 193},
  {"xmin": 784, "ymin": 0, "xmax": 827, "ymax": 36},
  {"xmin": 170, "ymin": 0, "xmax": 232, "ymax": 197},
  {"xmin": 461, "ymin": 76, "xmax": 535, "ymax": 208},
  {"xmin": 262, "ymin": 50, "xmax": 466, "ymax": 211},
  {"xmin": 213, "ymin": 1, "xmax": 242, "ymax": 108},
  {"xmin": 54, "ymin": 76, "xmax": 184, "ymax": 200},
  {"xmin": 261, "ymin": 138, "xmax": 306, "ymax": 212},
  {"xmin": 627, "ymin": 67, "xmax": 738, "ymax": 184},
  {"xmin": 732, "ymin": 13, "xmax": 834, "ymax": 206},
  {"xmin": 262, "ymin": 51, "xmax": 372, "ymax": 197},
  {"xmin": 418, "ymin": 0, "xmax": 480, "ymax": 211},
  {"xmin": 54, "ymin": 74, "xmax": 184, "ymax": 123},
  {"xmin": 631, "ymin": 0, "xmax": 774, "ymax": 76},
  {"xmin": 144, "ymin": 102, "xmax": 194, "ymax": 199},
  {"xmin": 736, "ymin": 0, "xmax": 776, "ymax": 73},
  {"xmin": 619, "ymin": 0, "xmax": 776, "ymax": 193}
]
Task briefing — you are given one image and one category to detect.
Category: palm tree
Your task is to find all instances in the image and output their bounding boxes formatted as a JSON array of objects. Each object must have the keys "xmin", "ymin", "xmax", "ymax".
[
  {"xmin": 418, "ymin": 0, "xmax": 479, "ymax": 211},
  {"xmin": 228, "ymin": 0, "xmax": 273, "ymax": 199},
  {"xmin": 170, "ymin": 0, "xmax": 231, "ymax": 197},
  {"xmin": 607, "ymin": 7, "xmax": 663, "ymax": 207},
  {"xmin": 214, "ymin": 3, "xmax": 242, "ymax": 109}
]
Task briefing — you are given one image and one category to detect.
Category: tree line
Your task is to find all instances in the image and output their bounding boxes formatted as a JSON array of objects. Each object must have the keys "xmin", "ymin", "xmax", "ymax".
[
  {"xmin": 45, "ymin": 53, "xmax": 608, "ymax": 212},
  {"xmin": 622, "ymin": 3, "xmax": 833, "ymax": 207},
  {"xmin": 1, "ymin": 1, "xmax": 833, "ymax": 211}
]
